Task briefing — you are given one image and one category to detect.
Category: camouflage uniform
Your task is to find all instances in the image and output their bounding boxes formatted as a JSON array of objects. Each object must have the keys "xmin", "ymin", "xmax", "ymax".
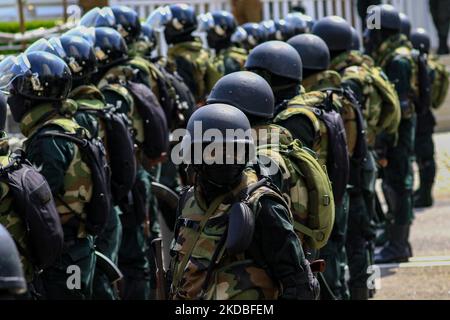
[
  {"xmin": 217, "ymin": 46, "xmax": 248, "ymax": 75},
  {"xmin": 170, "ymin": 168, "xmax": 318, "ymax": 300},
  {"xmin": 97, "ymin": 70, "xmax": 153, "ymax": 300},
  {"xmin": 280, "ymin": 70, "xmax": 351, "ymax": 300},
  {"xmin": 330, "ymin": 50, "xmax": 400, "ymax": 298},
  {"xmin": 0, "ymin": 133, "xmax": 34, "ymax": 287},
  {"xmin": 372, "ymin": 34, "xmax": 418, "ymax": 227},
  {"xmin": 414, "ymin": 55, "xmax": 449, "ymax": 206},
  {"xmin": 20, "ymin": 102, "xmax": 96, "ymax": 299},
  {"xmin": 69, "ymin": 85, "xmax": 123, "ymax": 300},
  {"xmin": 167, "ymin": 38, "xmax": 223, "ymax": 104}
]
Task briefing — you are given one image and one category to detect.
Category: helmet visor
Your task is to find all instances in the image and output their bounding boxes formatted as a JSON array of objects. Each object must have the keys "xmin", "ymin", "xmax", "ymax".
[
  {"xmin": 197, "ymin": 13, "xmax": 214, "ymax": 33},
  {"xmin": 0, "ymin": 54, "xmax": 31, "ymax": 92},
  {"xmin": 146, "ymin": 6, "xmax": 173, "ymax": 30},
  {"xmin": 25, "ymin": 38, "xmax": 66, "ymax": 59},
  {"xmin": 231, "ymin": 26, "xmax": 247, "ymax": 44}
]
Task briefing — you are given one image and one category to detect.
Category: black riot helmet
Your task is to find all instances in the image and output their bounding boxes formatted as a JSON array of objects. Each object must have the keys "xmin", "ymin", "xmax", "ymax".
[
  {"xmin": 411, "ymin": 28, "xmax": 431, "ymax": 54},
  {"xmin": 288, "ymin": 34, "xmax": 330, "ymax": 71},
  {"xmin": 351, "ymin": 26, "xmax": 361, "ymax": 51},
  {"xmin": 59, "ymin": 35, "xmax": 98, "ymax": 81},
  {"xmin": 140, "ymin": 24, "xmax": 157, "ymax": 51},
  {"xmin": 203, "ymin": 11, "xmax": 238, "ymax": 50},
  {"xmin": 399, "ymin": 13, "xmax": 411, "ymax": 38},
  {"xmin": 0, "ymin": 225, "xmax": 27, "ymax": 297},
  {"xmin": 163, "ymin": 4, "xmax": 198, "ymax": 45},
  {"xmin": 312, "ymin": 16, "xmax": 353, "ymax": 51},
  {"xmin": 245, "ymin": 40, "xmax": 302, "ymax": 82},
  {"xmin": 285, "ymin": 12, "xmax": 309, "ymax": 34},
  {"xmin": 260, "ymin": 20, "xmax": 277, "ymax": 41},
  {"xmin": 0, "ymin": 52, "xmax": 72, "ymax": 102},
  {"xmin": 63, "ymin": 26, "xmax": 96, "ymax": 46},
  {"xmin": 207, "ymin": 71, "xmax": 275, "ymax": 119},
  {"xmin": 111, "ymin": 6, "xmax": 142, "ymax": 44},
  {"xmin": 94, "ymin": 27, "xmax": 129, "ymax": 69},
  {"xmin": 0, "ymin": 92, "xmax": 7, "ymax": 131},
  {"xmin": 241, "ymin": 23, "xmax": 267, "ymax": 50},
  {"xmin": 366, "ymin": 4, "xmax": 401, "ymax": 32},
  {"xmin": 274, "ymin": 19, "xmax": 296, "ymax": 42},
  {"xmin": 181, "ymin": 103, "xmax": 254, "ymax": 165},
  {"xmin": 79, "ymin": 7, "xmax": 116, "ymax": 29}
]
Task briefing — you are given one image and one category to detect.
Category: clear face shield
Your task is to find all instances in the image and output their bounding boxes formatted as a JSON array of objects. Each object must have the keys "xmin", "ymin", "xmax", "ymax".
[
  {"xmin": 25, "ymin": 38, "xmax": 67, "ymax": 60},
  {"xmin": 146, "ymin": 6, "xmax": 173, "ymax": 56},
  {"xmin": 79, "ymin": 7, "xmax": 116, "ymax": 28},
  {"xmin": 0, "ymin": 54, "xmax": 34, "ymax": 94},
  {"xmin": 231, "ymin": 26, "xmax": 248, "ymax": 45},
  {"xmin": 195, "ymin": 13, "xmax": 214, "ymax": 49}
]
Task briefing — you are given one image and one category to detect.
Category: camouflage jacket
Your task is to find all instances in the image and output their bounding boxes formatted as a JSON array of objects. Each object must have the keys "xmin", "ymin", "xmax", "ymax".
[
  {"xmin": 170, "ymin": 168, "xmax": 315, "ymax": 300},
  {"xmin": 21, "ymin": 102, "xmax": 93, "ymax": 238},
  {"xmin": 168, "ymin": 39, "xmax": 223, "ymax": 104},
  {"xmin": 330, "ymin": 51, "xmax": 401, "ymax": 147},
  {"xmin": 292, "ymin": 70, "xmax": 358, "ymax": 158},
  {"xmin": 218, "ymin": 46, "xmax": 248, "ymax": 75},
  {"xmin": 372, "ymin": 34, "xmax": 418, "ymax": 119},
  {"xmin": 0, "ymin": 133, "xmax": 34, "ymax": 282}
]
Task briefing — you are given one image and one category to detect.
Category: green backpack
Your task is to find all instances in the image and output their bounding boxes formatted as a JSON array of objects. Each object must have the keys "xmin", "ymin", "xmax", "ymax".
[
  {"xmin": 429, "ymin": 56, "xmax": 449, "ymax": 109},
  {"xmin": 258, "ymin": 139, "xmax": 335, "ymax": 249}
]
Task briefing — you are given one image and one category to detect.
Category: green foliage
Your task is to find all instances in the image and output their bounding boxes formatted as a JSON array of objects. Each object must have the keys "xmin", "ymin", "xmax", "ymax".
[{"xmin": 0, "ymin": 20, "xmax": 59, "ymax": 33}]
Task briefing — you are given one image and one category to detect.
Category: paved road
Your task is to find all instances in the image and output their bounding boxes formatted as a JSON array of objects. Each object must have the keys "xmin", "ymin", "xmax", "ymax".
[{"xmin": 372, "ymin": 129, "xmax": 450, "ymax": 300}]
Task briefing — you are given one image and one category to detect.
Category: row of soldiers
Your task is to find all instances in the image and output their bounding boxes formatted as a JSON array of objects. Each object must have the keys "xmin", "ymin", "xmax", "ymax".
[{"xmin": 0, "ymin": 3, "xmax": 448, "ymax": 300}]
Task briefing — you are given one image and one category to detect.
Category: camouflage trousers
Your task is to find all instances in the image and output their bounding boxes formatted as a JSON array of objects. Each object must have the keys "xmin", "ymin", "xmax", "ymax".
[
  {"xmin": 40, "ymin": 235, "xmax": 96, "ymax": 300},
  {"xmin": 319, "ymin": 192, "xmax": 350, "ymax": 300},
  {"xmin": 92, "ymin": 206, "xmax": 122, "ymax": 300}
]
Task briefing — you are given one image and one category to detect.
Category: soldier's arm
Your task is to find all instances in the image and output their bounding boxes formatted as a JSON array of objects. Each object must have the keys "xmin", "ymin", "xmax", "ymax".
[
  {"xmin": 26, "ymin": 128, "xmax": 74, "ymax": 194},
  {"xmin": 253, "ymin": 197, "xmax": 318, "ymax": 300},
  {"xmin": 342, "ymin": 79, "xmax": 364, "ymax": 107},
  {"xmin": 276, "ymin": 115, "xmax": 316, "ymax": 149}
]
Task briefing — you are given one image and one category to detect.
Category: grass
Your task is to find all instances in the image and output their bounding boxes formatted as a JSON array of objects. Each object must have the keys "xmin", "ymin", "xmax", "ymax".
[{"xmin": 0, "ymin": 20, "xmax": 59, "ymax": 33}]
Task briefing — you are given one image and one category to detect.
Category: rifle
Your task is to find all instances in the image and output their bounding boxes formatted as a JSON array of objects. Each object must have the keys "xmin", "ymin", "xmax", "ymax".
[{"xmin": 151, "ymin": 238, "xmax": 167, "ymax": 300}]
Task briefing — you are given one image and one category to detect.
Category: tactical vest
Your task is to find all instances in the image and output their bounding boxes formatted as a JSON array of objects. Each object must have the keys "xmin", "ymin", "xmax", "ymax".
[
  {"xmin": 275, "ymin": 91, "xmax": 350, "ymax": 207},
  {"xmin": 342, "ymin": 64, "xmax": 401, "ymax": 147},
  {"xmin": 220, "ymin": 46, "xmax": 248, "ymax": 74},
  {"xmin": 27, "ymin": 117, "xmax": 94, "ymax": 237},
  {"xmin": 170, "ymin": 169, "xmax": 282, "ymax": 300},
  {"xmin": 374, "ymin": 35, "xmax": 419, "ymax": 119},
  {"xmin": 0, "ymin": 155, "xmax": 33, "ymax": 282},
  {"xmin": 168, "ymin": 40, "xmax": 222, "ymax": 103},
  {"xmin": 429, "ymin": 55, "xmax": 449, "ymax": 109}
]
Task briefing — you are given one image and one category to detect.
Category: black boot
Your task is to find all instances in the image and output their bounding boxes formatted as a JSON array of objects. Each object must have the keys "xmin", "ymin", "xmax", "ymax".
[
  {"xmin": 414, "ymin": 183, "xmax": 434, "ymax": 208},
  {"xmin": 437, "ymin": 36, "xmax": 450, "ymax": 55},
  {"xmin": 374, "ymin": 224, "xmax": 411, "ymax": 264}
]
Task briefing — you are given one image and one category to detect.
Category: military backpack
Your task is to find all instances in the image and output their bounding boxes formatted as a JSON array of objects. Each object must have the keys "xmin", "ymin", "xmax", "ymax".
[{"xmin": 0, "ymin": 150, "xmax": 63, "ymax": 269}]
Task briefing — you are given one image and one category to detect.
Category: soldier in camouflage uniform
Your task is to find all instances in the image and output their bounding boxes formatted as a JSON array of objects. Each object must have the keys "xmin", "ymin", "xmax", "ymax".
[
  {"xmin": 0, "ymin": 94, "xmax": 33, "ymax": 296},
  {"xmin": 244, "ymin": 40, "xmax": 349, "ymax": 299},
  {"xmin": 410, "ymin": 28, "xmax": 450, "ymax": 208},
  {"xmin": 169, "ymin": 103, "xmax": 318, "ymax": 300},
  {"xmin": 201, "ymin": 11, "xmax": 248, "ymax": 75},
  {"xmin": 90, "ymin": 27, "xmax": 153, "ymax": 300},
  {"xmin": 151, "ymin": 4, "xmax": 222, "ymax": 105},
  {"xmin": 56, "ymin": 33, "xmax": 123, "ymax": 300},
  {"xmin": 5, "ymin": 51, "xmax": 100, "ymax": 299},
  {"xmin": 313, "ymin": 16, "xmax": 401, "ymax": 299},
  {"xmin": 365, "ymin": 5, "xmax": 418, "ymax": 264}
]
